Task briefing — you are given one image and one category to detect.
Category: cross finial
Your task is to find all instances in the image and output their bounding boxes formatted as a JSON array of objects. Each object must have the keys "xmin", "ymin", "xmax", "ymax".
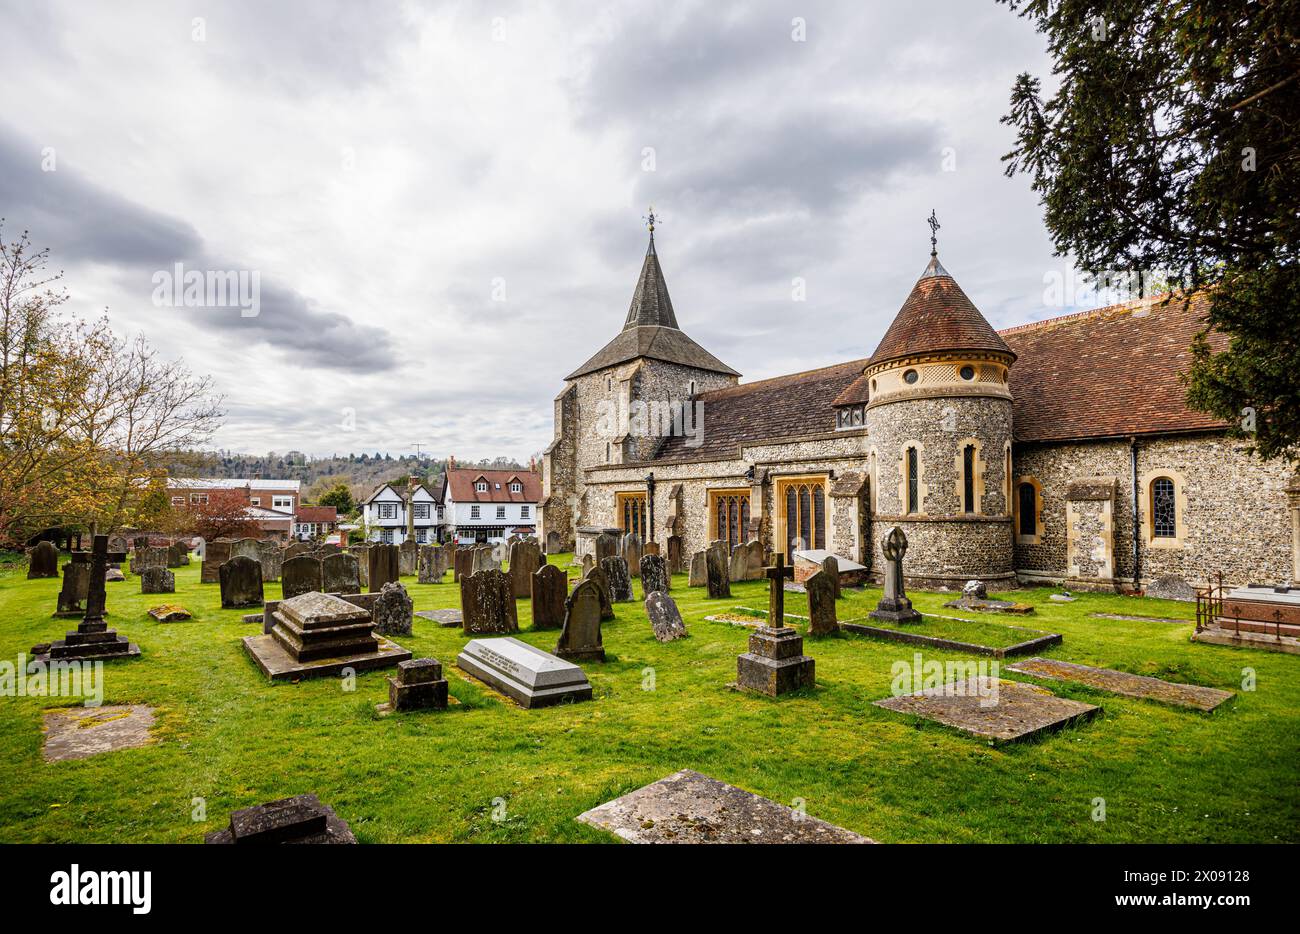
[{"xmin": 927, "ymin": 209, "xmax": 940, "ymax": 256}]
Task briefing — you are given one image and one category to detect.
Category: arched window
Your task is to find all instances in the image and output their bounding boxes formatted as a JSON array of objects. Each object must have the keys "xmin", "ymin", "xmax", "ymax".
[
  {"xmin": 906, "ymin": 446, "xmax": 919, "ymax": 514},
  {"xmin": 1018, "ymin": 483, "xmax": 1037, "ymax": 536},
  {"xmin": 777, "ymin": 476, "xmax": 827, "ymax": 556},
  {"xmin": 1151, "ymin": 477, "xmax": 1177, "ymax": 538},
  {"xmin": 962, "ymin": 444, "xmax": 976, "ymax": 513}
]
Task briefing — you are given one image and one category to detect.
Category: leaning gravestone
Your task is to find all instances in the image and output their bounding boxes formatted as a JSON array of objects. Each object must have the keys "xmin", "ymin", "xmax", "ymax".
[
  {"xmin": 368, "ymin": 544, "xmax": 400, "ymax": 593},
  {"xmin": 508, "ymin": 539, "xmax": 543, "ymax": 599},
  {"xmin": 322, "ymin": 552, "xmax": 360, "ymax": 595},
  {"xmin": 805, "ymin": 569, "xmax": 838, "ymax": 636},
  {"xmin": 555, "ymin": 579, "xmax": 606, "ymax": 661},
  {"xmin": 705, "ymin": 540, "xmax": 731, "ymax": 599},
  {"xmin": 601, "ymin": 556, "xmax": 633, "ymax": 602},
  {"xmin": 140, "ymin": 566, "xmax": 176, "ymax": 595},
  {"xmin": 620, "ymin": 532, "xmax": 644, "ymax": 570},
  {"xmin": 258, "ymin": 540, "xmax": 283, "ymax": 583},
  {"xmin": 821, "ymin": 555, "xmax": 842, "ymax": 599},
  {"xmin": 457, "ymin": 637, "xmax": 592, "ymax": 708},
  {"xmin": 460, "ymin": 568, "xmax": 519, "ymax": 634},
  {"xmin": 374, "ymin": 581, "xmax": 413, "ymax": 636},
  {"xmin": 688, "ymin": 551, "xmax": 707, "ymax": 587},
  {"xmin": 646, "ymin": 591, "xmax": 688, "ymax": 642},
  {"xmin": 640, "ymin": 553, "xmax": 670, "ymax": 595},
  {"xmin": 583, "ymin": 565, "xmax": 615, "ymax": 621},
  {"xmin": 281, "ymin": 555, "xmax": 324, "ymax": 599},
  {"xmin": 54, "ymin": 561, "xmax": 90, "ymax": 617},
  {"xmin": 399, "ymin": 539, "xmax": 418, "ymax": 576},
  {"xmin": 201, "ymin": 538, "xmax": 233, "ymax": 583},
  {"xmin": 531, "ymin": 564, "xmax": 568, "ymax": 630},
  {"xmin": 220, "ymin": 555, "xmax": 264, "ymax": 609},
  {"xmin": 417, "ymin": 545, "xmax": 443, "ymax": 584}
]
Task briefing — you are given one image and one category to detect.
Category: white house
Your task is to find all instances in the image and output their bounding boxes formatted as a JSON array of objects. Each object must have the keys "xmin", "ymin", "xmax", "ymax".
[
  {"xmin": 360, "ymin": 480, "xmax": 443, "ymax": 545},
  {"xmin": 441, "ymin": 467, "xmax": 541, "ymax": 544}
]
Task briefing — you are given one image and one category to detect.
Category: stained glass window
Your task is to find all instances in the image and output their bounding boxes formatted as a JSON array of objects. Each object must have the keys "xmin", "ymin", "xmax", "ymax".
[
  {"xmin": 779, "ymin": 478, "xmax": 827, "ymax": 556},
  {"xmin": 1152, "ymin": 477, "xmax": 1176, "ymax": 538},
  {"xmin": 711, "ymin": 491, "xmax": 749, "ymax": 552},
  {"xmin": 906, "ymin": 447, "xmax": 919, "ymax": 513},
  {"xmin": 963, "ymin": 445, "xmax": 976, "ymax": 513},
  {"xmin": 618, "ymin": 493, "xmax": 646, "ymax": 537}
]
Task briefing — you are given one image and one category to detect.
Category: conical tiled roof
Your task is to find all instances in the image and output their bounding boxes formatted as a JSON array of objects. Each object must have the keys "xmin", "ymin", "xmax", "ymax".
[
  {"xmin": 566, "ymin": 233, "xmax": 739, "ymax": 380},
  {"xmin": 868, "ymin": 254, "xmax": 1015, "ymax": 367}
]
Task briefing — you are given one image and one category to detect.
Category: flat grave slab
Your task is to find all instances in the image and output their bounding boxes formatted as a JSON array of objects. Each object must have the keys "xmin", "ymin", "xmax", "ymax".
[
  {"xmin": 1090, "ymin": 612, "xmax": 1187, "ymax": 624},
  {"xmin": 456, "ymin": 636, "xmax": 592, "ymax": 708},
  {"xmin": 415, "ymin": 608, "xmax": 462, "ymax": 627},
  {"xmin": 42, "ymin": 705, "xmax": 157, "ymax": 762},
  {"xmin": 839, "ymin": 619, "xmax": 1062, "ymax": 659},
  {"xmin": 204, "ymin": 794, "xmax": 356, "ymax": 844},
  {"xmin": 577, "ymin": 769, "xmax": 872, "ymax": 844},
  {"xmin": 1005, "ymin": 657, "xmax": 1234, "ymax": 712},
  {"xmin": 241, "ymin": 633, "xmax": 411, "ymax": 682},
  {"xmin": 873, "ymin": 675, "xmax": 1100, "ymax": 744}
]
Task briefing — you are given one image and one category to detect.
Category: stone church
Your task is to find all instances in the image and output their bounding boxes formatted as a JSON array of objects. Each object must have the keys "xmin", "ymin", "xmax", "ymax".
[{"xmin": 539, "ymin": 226, "xmax": 1299, "ymax": 591}]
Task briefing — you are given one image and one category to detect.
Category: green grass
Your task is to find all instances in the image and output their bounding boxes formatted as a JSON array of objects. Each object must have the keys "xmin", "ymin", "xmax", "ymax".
[{"xmin": 0, "ymin": 553, "xmax": 1297, "ymax": 843}]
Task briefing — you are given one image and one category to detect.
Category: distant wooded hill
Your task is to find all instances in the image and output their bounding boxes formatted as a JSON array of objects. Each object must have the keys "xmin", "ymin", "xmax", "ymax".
[{"xmin": 164, "ymin": 451, "xmax": 530, "ymax": 508}]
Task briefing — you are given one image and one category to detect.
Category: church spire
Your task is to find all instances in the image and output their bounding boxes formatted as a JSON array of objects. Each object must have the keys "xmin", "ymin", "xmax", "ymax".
[{"xmin": 623, "ymin": 207, "xmax": 678, "ymax": 330}]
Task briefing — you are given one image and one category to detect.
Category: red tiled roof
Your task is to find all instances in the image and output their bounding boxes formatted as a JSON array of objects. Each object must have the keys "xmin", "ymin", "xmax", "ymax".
[
  {"xmin": 1002, "ymin": 293, "xmax": 1227, "ymax": 443},
  {"xmin": 651, "ymin": 359, "xmax": 868, "ymax": 463},
  {"xmin": 868, "ymin": 256, "xmax": 1014, "ymax": 366},
  {"xmin": 295, "ymin": 505, "xmax": 338, "ymax": 523},
  {"xmin": 445, "ymin": 468, "xmax": 542, "ymax": 503}
]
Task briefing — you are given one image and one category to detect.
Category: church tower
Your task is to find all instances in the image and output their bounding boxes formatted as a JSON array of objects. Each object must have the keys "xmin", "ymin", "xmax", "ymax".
[
  {"xmin": 539, "ymin": 214, "xmax": 739, "ymax": 548},
  {"xmin": 863, "ymin": 220, "xmax": 1017, "ymax": 589}
]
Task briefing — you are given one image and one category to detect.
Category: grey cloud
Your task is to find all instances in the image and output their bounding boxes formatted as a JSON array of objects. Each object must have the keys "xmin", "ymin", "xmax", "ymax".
[{"xmin": 0, "ymin": 123, "xmax": 394, "ymax": 372}]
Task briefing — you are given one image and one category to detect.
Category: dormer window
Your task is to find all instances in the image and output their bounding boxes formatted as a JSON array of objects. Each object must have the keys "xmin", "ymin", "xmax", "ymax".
[
  {"xmin": 475, "ymin": 481, "xmax": 487, "ymax": 493},
  {"xmin": 510, "ymin": 481, "xmax": 521, "ymax": 493}
]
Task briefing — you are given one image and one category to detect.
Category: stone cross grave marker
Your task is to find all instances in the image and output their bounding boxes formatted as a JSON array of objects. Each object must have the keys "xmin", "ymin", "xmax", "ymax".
[
  {"xmin": 765, "ymin": 553, "xmax": 795, "ymax": 627},
  {"xmin": 870, "ymin": 526, "xmax": 921, "ymax": 623}
]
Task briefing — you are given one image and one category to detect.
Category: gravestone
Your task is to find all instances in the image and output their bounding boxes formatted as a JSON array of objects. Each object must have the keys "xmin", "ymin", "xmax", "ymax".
[
  {"xmin": 220, "ymin": 555, "xmax": 264, "ymax": 609},
  {"xmin": 105, "ymin": 567, "xmax": 125, "ymax": 582},
  {"xmin": 140, "ymin": 566, "xmax": 176, "ymax": 595},
  {"xmin": 316, "ymin": 542, "xmax": 342, "ymax": 556},
  {"xmin": 281, "ymin": 555, "xmax": 324, "ymax": 599},
  {"xmin": 729, "ymin": 544, "xmax": 748, "ymax": 583},
  {"xmin": 545, "ymin": 530, "xmax": 563, "ymax": 554},
  {"xmin": 821, "ymin": 555, "xmax": 842, "ymax": 599},
  {"xmin": 666, "ymin": 535, "xmax": 684, "ymax": 574},
  {"xmin": 321, "ymin": 552, "xmax": 361, "ymax": 594},
  {"xmin": 460, "ymin": 568, "xmax": 519, "ymax": 634},
  {"xmin": 368, "ymin": 544, "xmax": 400, "ymax": 593},
  {"xmin": 457, "ymin": 636, "xmax": 593, "ymax": 708},
  {"xmin": 230, "ymin": 538, "xmax": 262, "ymax": 562},
  {"xmin": 646, "ymin": 591, "xmax": 688, "ymax": 642},
  {"xmin": 869, "ymin": 527, "xmax": 921, "ymax": 623},
  {"xmin": 744, "ymin": 541, "xmax": 766, "ymax": 580},
  {"xmin": 373, "ymin": 581, "xmax": 413, "ymax": 637},
  {"xmin": 555, "ymin": 579, "xmax": 606, "ymax": 661},
  {"xmin": 170, "ymin": 540, "xmax": 191, "ymax": 567},
  {"xmin": 601, "ymin": 556, "xmax": 633, "ymax": 602},
  {"xmin": 107, "ymin": 534, "xmax": 129, "ymax": 556},
  {"xmin": 508, "ymin": 539, "xmax": 543, "ymax": 599},
  {"xmin": 491, "ymin": 540, "xmax": 509, "ymax": 565},
  {"xmin": 473, "ymin": 545, "xmax": 499, "ymax": 575},
  {"xmin": 131, "ymin": 545, "xmax": 168, "ymax": 576},
  {"xmin": 41, "ymin": 704, "xmax": 157, "ymax": 762},
  {"xmin": 620, "ymin": 532, "xmax": 644, "ymax": 570},
  {"xmin": 453, "ymin": 546, "xmax": 473, "ymax": 582},
  {"xmin": 192, "ymin": 536, "xmax": 206, "ymax": 561},
  {"xmin": 640, "ymin": 553, "xmax": 670, "ymax": 595},
  {"xmin": 201, "ymin": 539, "xmax": 233, "ymax": 583},
  {"xmin": 384, "ymin": 658, "xmax": 449, "ymax": 712},
  {"xmin": 39, "ymin": 535, "xmax": 140, "ymax": 662},
  {"xmin": 54, "ymin": 561, "xmax": 90, "ymax": 618},
  {"xmin": 285, "ymin": 542, "xmax": 313, "ymax": 560},
  {"xmin": 689, "ymin": 551, "xmax": 707, "ymax": 587},
  {"xmin": 243, "ymin": 590, "xmax": 411, "ymax": 681},
  {"xmin": 204, "ymin": 794, "xmax": 357, "ymax": 845},
  {"xmin": 581, "ymin": 553, "xmax": 594, "ymax": 577},
  {"xmin": 417, "ymin": 544, "xmax": 443, "ymax": 583},
  {"xmin": 736, "ymin": 555, "xmax": 814, "ymax": 697},
  {"xmin": 805, "ymin": 569, "xmax": 838, "ymax": 636},
  {"xmin": 399, "ymin": 539, "xmax": 418, "ymax": 576},
  {"xmin": 594, "ymin": 532, "xmax": 618, "ymax": 562},
  {"xmin": 583, "ymin": 565, "xmax": 615, "ymax": 621},
  {"xmin": 132, "ymin": 535, "xmax": 150, "ymax": 552},
  {"xmin": 643, "ymin": 541, "xmax": 660, "ymax": 556},
  {"xmin": 705, "ymin": 540, "xmax": 731, "ymax": 599},
  {"xmin": 258, "ymin": 540, "xmax": 283, "ymax": 582},
  {"xmin": 531, "ymin": 564, "xmax": 568, "ymax": 630},
  {"xmin": 348, "ymin": 545, "xmax": 370, "ymax": 587}
]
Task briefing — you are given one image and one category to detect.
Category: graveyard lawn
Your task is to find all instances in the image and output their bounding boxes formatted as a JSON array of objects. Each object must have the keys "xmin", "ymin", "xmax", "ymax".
[{"xmin": 0, "ymin": 556, "xmax": 1297, "ymax": 844}]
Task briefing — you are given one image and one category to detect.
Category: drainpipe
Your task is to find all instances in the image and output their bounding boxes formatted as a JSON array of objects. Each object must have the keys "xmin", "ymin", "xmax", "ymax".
[{"xmin": 1129, "ymin": 436, "xmax": 1141, "ymax": 591}]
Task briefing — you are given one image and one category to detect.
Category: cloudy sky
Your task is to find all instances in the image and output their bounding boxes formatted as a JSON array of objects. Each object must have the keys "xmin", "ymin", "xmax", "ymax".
[{"xmin": 1, "ymin": 0, "xmax": 1077, "ymax": 462}]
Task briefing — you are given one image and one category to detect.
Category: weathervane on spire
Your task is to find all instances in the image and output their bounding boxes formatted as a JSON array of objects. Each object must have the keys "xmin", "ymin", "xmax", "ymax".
[
  {"xmin": 927, "ymin": 209, "xmax": 940, "ymax": 256},
  {"xmin": 644, "ymin": 205, "xmax": 658, "ymax": 236}
]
